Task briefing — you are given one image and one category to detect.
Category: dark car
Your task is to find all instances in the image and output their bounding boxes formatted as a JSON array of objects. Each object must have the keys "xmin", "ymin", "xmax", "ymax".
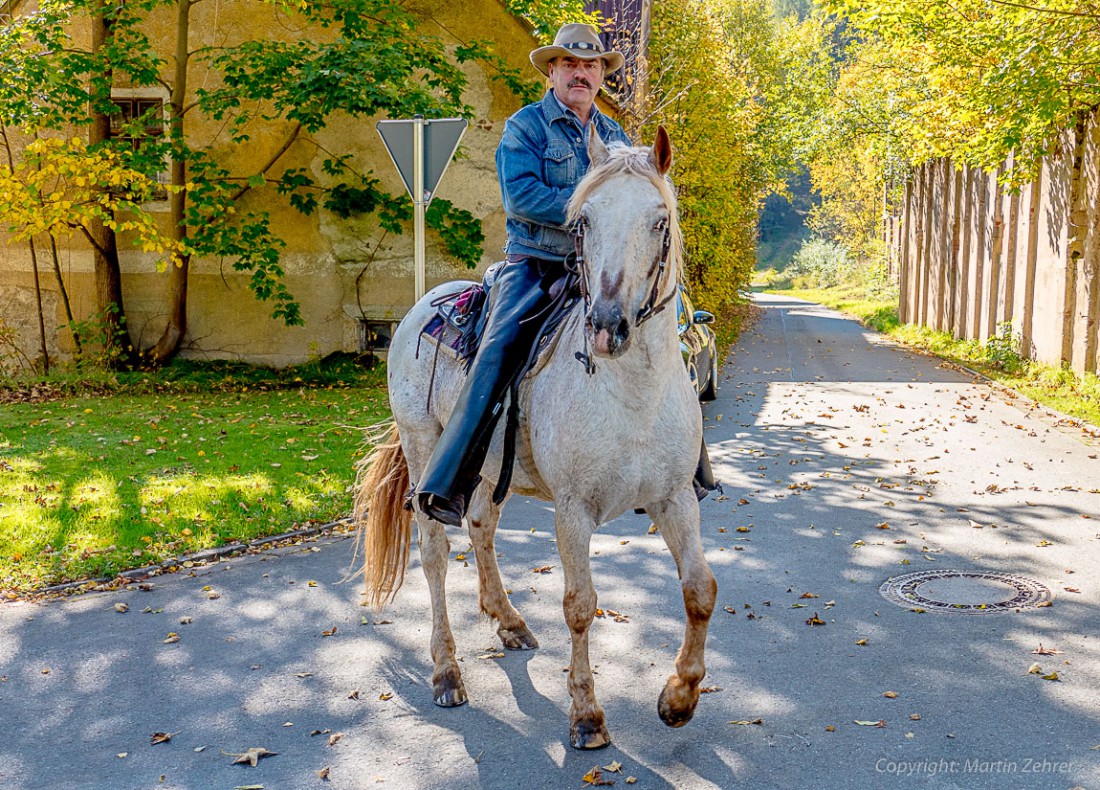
[{"xmin": 676, "ymin": 285, "xmax": 718, "ymax": 401}]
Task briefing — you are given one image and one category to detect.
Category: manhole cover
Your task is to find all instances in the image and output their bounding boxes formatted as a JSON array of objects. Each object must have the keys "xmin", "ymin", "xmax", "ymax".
[{"xmin": 879, "ymin": 570, "xmax": 1052, "ymax": 614}]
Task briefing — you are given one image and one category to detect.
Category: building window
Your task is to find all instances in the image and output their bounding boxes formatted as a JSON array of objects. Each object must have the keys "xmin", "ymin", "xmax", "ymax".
[
  {"xmin": 358, "ymin": 319, "xmax": 395, "ymax": 355},
  {"xmin": 109, "ymin": 95, "xmax": 168, "ymax": 201}
]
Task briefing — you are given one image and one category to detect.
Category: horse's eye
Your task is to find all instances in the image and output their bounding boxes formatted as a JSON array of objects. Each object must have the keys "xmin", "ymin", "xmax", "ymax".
[{"xmin": 654, "ymin": 217, "xmax": 668, "ymax": 232}]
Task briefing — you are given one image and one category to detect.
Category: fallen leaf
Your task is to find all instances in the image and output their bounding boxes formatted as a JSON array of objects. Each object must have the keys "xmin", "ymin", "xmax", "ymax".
[
  {"xmin": 179, "ymin": 616, "xmax": 193, "ymax": 625},
  {"xmin": 318, "ymin": 767, "xmax": 330, "ymax": 780},
  {"xmin": 1032, "ymin": 644, "xmax": 1063, "ymax": 655},
  {"xmin": 295, "ymin": 672, "xmax": 313, "ymax": 678},
  {"xmin": 163, "ymin": 632, "xmax": 180, "ymax": 644},
  {"xmin": 625, "ymin": 778, "xmax": 637, "ymax": 785},
  {"xmin": 532, "ymin": 565, "xmax": 553, "ymax": 574},
  {"xmin": 882, "ymin": 691, "xmax": 898, "ymax": 699},
  {"xmin": 909, "ymin": 714, "xmax": 921, "ymax": 721},
  {"xmin": 1064, "ymin": 587, "xmax": 1081, "ymax": 593},
  {"xmin": 1041, "ymin": 671, "xmax": 1060, "ymax": 681},
  {"xmin": 478, "ymin": 652, "xmax": 505, "ymax": 660},
  {"xmin": 1027, "ymin": 663, "xmax": 1043, "ymax": 675},
  {"xmin": 234, "ymin": 785, "xmax": 265, "ymax": 790},
  {"xmin": 875, "ymin": 522, "xmax": 890, "ymax": 530},
  {"xmin": 347, "ymin": 689, "xmax": 360, "ymax": 700},
  {"xmin": 805, "ymin": 613, "xmax": 826, "ymax": 626},
  {"xmin": 729, "ymin": 719, "xmax": 764, "ymax": 725},
  {"xmin": 699, "ymin": 686, "xmax": 722, "ymax": 694},
  {"xmin": 854, "ymin": 720, "xmax": 887, "ymax": 727},
  {"xmin": 379, "ymin": 692, "xmax": 393, "ymax": 701},
  {"xmin": 150, "ymin": 731, "xmax": 176, "ymax": 745},
  {"xmin": 582, "ymin": 766, "xmax": 614, "ymax": 786},
  {"xmin": 855, "ymin": 639, "xmax": 868, "ymax": 646},
  {"xmin": 825, "ymin": 725, "xmax": 836, "ymax": 732},
  {"xmin": 799, "ymin": 592, "xmax": 818, "ymax": 599},
  {"xmin": 603, "ymin": 761, "xmax": 623, "ymax": 773},
  {"xmin": 328, "ymin": 732, "xmax": 343, "ymax": 746},
  {"xmin": 114, "ymin": 603, "xmax": 129, "ymax": 613},
  {"xmin": 1036, "ymin": 601, "xmax": 1053, "ymax": 607},
  {"xmin": 226, "ymin": 747, "xmax": 278, "ymax": 767},
  {"xmin": 321, "ymin": 627, "xmax": 337, "ymax": 637}
]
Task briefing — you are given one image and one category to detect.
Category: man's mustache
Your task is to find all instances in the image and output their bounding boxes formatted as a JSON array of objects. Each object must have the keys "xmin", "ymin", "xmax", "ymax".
[{"xmin": 568, "ymin": 78, "xmax": 592, "ymax": 89}]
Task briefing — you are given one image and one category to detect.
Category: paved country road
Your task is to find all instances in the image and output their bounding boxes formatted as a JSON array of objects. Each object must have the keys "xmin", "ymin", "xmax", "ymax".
[{"xmin": 2, "ymin": 293, "xmax": 1100, "ymax": 790}]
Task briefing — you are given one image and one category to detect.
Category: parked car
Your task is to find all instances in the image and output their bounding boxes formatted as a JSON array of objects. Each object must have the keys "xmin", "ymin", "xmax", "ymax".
[{"xmin": 676, "ymin": 285, "xmax": 718, "ymax": 401}]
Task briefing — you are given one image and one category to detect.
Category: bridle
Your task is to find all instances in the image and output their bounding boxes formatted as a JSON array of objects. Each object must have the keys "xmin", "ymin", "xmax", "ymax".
[{"xmin": 567, "ymin": 215, "xmax": 677, "ymax": 374}]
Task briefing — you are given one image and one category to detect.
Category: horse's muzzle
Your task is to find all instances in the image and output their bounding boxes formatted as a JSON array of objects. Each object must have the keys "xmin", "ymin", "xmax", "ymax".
[{"xmin": 586, "ymin": 305, "xmax": 631, "ymax": 358}]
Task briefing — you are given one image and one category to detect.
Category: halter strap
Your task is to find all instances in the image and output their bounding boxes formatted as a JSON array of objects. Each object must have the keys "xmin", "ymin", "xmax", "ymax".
[{"xmin": 569, "ymin": 220, "xmax": 676, "ymax": 375}]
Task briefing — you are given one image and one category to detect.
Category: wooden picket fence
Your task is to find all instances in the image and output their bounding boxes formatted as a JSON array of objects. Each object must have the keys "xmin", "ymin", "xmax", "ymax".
[{"xmin": 895, "ymin": 108, "xmax": 1100, "ymax": 374}]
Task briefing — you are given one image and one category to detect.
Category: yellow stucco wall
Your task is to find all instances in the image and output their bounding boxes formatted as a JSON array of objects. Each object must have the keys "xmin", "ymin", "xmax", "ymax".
[{"xmin": 0, "ymin": 0, "xmax": 572, "ymax": 367}]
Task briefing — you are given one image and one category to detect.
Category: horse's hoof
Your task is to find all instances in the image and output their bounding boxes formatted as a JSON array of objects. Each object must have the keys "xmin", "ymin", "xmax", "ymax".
[
  {"xmin": 498, "ymin": 624, "xmax": 539, "ymax": 651},
  {"xmin": 658, "ymin": 678, "xmax": 698, "ymax": 728},
  {"xmin": 433, "ymin": 668, "xmax": 468, "ymax": 707},
  {"xmin": 433, "ymin": 684, "xmax": 468, "ymax": 707},
  {"xmin": 569, "ymin": 719, "xmax": 611, "ymax": 750}
]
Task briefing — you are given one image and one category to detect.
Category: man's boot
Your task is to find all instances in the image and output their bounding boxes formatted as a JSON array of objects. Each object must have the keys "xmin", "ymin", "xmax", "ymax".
[
  {"xmin": 416, "ymin": 258, "xmax": 560, "ymax": 526},
  {"xmin": 693, "ymin": 437, "xmax": 719, "ymax": 501}
]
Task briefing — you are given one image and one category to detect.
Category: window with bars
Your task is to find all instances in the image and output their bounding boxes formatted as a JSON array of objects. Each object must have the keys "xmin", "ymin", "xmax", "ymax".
[{"xmin": 109, "ymin": 96, "xmax": 168, "ymax": 201}]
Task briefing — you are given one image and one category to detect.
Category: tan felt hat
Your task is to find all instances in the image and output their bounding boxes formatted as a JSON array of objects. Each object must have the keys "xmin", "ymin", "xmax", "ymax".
[{"xmin": 530, "ymin": 23, "xmax": 625, "ymax": 77}]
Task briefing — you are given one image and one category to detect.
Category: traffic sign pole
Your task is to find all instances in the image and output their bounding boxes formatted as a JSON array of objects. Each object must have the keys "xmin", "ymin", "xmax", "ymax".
[
  {"xmin": 412, "ymin": 115, "xmax": 426, "ymax": 303},
  {"xmin": 375, "ymin": 116, "xmax": 468, "ymax": 309}
]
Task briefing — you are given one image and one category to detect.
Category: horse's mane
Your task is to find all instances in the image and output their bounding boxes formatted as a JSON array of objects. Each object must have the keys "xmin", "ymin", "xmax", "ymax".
[{"xmin": 567, "ymin": 143, "xmax": 684, "ymax": 271}]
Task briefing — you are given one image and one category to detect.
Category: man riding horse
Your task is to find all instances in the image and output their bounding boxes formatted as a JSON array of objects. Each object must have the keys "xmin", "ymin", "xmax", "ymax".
[{"xmin": 414, "ymin": 23, "xmax": 717, "ymax": 527}]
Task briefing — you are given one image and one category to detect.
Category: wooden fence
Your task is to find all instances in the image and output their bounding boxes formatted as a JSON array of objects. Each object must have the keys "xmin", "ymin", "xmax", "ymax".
[{"xmin": 895, "ymin": 109, "xmax": 1100, "ymax": 374}]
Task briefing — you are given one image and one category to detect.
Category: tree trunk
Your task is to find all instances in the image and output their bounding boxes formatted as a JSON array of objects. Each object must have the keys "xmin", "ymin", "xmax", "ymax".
[
  {"xmin": 89, "ymin": 2, "xmax": 131, "ymax": 365},
  {"xmin": 143, "ymin": 0, "xmax": 191, "ymax": 365}
]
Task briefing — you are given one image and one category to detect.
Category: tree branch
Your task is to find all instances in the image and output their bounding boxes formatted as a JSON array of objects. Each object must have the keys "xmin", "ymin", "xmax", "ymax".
[
  {"xmin": 229, "ymin": 121, "xmax": 303, "ymax": 203},
  {"xmin": 987, "ymin": 0, "xmax": 1100, "ymax": 19}
]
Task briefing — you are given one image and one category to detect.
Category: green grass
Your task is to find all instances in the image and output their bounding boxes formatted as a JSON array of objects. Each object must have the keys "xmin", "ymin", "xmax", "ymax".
[
  {"xmin": 768, "ymin": 283, "xmax": 1100, "ymax": 428},
  {"xmin": 0, "ymin": 362, "xmax": 390, "ymax": 594}
]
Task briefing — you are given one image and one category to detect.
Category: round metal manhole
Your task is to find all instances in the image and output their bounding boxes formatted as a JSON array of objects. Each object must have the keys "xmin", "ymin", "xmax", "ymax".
[{"xmin": 879, "ymin": 570, "xmax": 1052, "ymax": 614}]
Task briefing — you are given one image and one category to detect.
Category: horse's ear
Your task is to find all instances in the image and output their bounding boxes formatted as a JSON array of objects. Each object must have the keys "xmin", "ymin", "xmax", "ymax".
[
  {"xmin": 650, "ymin": 125, "xmax": 672, "ymax": 175},
  {"xmin": 588, "ymin": 125, "xmax": 609, "ymax": 167}
]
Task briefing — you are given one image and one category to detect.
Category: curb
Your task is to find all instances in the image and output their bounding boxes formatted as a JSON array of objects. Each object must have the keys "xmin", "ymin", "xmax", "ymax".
[{"xmin": 10, "ymin": 517, "xmax": 355, "ymax": 601}]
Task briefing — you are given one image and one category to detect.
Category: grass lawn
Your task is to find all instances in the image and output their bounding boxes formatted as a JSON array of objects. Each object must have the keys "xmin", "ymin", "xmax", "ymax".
[
  {"xmin": 770, "ymin": 284, "xmax": 1100, "ymax": 428},
  {"xmin": 0, "ymin": 365, "xmax": 390, "ymax": 594}
]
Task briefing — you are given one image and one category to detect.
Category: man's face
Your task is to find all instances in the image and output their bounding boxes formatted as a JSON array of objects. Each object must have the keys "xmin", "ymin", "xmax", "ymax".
[{"xmin": 548, "ymin": 56, "xmax": 605, "ymax": 116}]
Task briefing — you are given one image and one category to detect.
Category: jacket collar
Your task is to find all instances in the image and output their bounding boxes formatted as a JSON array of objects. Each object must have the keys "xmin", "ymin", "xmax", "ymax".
[{"xmin": 540, "ymin": 89, "xmax": 605, "ymax": 131}]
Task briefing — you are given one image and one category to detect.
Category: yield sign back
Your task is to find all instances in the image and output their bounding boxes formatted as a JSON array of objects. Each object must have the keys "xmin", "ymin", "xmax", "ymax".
[{"xmin": 376, "ymin": 117, "xmax": 468, "ymax": 205}]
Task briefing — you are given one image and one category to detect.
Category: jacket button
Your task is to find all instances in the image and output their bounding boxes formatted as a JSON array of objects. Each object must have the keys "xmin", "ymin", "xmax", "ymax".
[{"xmin": 576, "ymin": 138, "xmax": 581, "ymax": 143}]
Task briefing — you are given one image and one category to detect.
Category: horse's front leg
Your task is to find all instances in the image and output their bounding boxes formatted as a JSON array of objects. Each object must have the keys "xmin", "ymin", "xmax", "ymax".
[
  {"xmin": 650, "ymin": 487, "xmax": 716, "ymax": 727},
  {"xmin": 417, "ymin": 514, "xmax": 467, "ymax": 707},
  {"xmin": 467, "ymin": 488, "xmax": 538, "ymax": 650},
  {"xmin": 555, "ymin": 505, "xmax": 610, "ymax": 749}
]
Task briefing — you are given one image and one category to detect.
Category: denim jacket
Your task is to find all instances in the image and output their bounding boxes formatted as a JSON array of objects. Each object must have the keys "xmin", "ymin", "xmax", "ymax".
[{"xmin": 496, "ymin": 90, "xmax": 631, "ymax": 261}]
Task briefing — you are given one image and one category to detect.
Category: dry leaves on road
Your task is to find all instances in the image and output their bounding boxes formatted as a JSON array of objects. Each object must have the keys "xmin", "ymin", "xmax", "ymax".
[{"xmin": 226, "ymin": 747, "xmax": 278, "ymax": 766}]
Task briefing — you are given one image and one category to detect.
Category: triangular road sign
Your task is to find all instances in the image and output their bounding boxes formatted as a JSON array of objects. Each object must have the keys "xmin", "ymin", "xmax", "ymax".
[{"xmin": 376, "ymin": 117, "xmax": 468, "ymax": 205}]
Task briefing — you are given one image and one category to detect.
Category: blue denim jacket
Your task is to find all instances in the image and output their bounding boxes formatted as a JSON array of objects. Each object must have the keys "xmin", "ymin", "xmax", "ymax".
[{"xmin": 496, "ymin": 90, "xmax": 631, "ymax": 261}]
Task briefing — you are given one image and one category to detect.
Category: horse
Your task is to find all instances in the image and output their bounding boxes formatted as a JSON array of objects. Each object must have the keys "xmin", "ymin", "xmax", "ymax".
[{"xmin": 355, "ymin": 126, "xmax": 717, "ymax": 750}]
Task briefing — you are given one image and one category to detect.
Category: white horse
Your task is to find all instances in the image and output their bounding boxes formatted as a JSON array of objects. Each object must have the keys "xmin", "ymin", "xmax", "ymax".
[{"xmin": 356, "ymin": 126, "xmax": 716, "ymax": 750}]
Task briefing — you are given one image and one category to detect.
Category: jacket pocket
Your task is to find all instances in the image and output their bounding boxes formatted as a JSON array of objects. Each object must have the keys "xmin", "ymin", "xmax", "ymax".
[{"xmin": 543, "ymin": 140, "xmax": 577, "ymax": 188}]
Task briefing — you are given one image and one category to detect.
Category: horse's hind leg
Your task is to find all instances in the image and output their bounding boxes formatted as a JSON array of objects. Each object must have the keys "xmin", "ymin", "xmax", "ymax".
[
  {"xmin": 467, "ymin": 488, "xmax": 538, "ymax": 651},
  {"xmin": 555, "ymin": 503, "xmax": 610, "ymax": 749},
  {"xmin": 415, "ymin": 510, "xmax": 467, "ymax": 707},
  {"xmin": 649, "ymin": 488, "xmax": 717, "ymax": 728}
]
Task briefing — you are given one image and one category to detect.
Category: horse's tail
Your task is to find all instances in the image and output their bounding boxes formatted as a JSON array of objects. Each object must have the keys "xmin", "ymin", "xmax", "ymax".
[{"xmin": 353, "ymin": 421, "xmax": 413, "ymax": 609}]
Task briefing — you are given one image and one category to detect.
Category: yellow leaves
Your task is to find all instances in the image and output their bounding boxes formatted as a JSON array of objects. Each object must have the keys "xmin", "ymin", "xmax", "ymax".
[
  {"xmin": 882, "ymin": 691, "xmax": 898, "ymax": 699},
  {"xmin": 805, "ymin": 612, "xmax": 826, "ymax": 626}
]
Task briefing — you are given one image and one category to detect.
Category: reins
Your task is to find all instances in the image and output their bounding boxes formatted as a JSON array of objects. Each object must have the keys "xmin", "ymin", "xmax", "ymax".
[{"xmin": 568, "ymin": 218, "xmax": 676, "ymax": 376}]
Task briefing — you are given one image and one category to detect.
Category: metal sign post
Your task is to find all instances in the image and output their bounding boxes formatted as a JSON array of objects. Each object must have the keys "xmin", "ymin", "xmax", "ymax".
[{"xmin": 376, "ymin": 116, "xmax": 468, "ymax": 303}]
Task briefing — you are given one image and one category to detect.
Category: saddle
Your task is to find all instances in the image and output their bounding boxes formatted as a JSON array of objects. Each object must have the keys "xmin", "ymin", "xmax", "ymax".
[{"xmin": 419, "ymin": 261, "xmax": 581, "ymax": 503}]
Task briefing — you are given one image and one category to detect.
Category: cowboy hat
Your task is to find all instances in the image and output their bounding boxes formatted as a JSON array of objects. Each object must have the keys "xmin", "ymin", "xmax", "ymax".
[{"xmin": 530, "ymin": 23, "xmax": 625, "ymax": 77}]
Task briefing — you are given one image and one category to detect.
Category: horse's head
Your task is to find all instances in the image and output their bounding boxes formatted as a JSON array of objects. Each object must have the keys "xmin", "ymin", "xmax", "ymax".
[{"xmin": 568, "ymin": 126, "xmax": 680, "ymax": 359}]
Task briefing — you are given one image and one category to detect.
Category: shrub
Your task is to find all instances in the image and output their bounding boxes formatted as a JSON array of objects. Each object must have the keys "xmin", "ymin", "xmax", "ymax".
[{"xmin": 787, "ymin": 238, "xmax": 853, "ymax": 288}]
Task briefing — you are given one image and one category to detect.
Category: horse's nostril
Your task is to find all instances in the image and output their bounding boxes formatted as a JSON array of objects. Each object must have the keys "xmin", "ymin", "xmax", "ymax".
[{"xmin": 616, "ymin": 318, "xmax": 630, "ymax": 341}]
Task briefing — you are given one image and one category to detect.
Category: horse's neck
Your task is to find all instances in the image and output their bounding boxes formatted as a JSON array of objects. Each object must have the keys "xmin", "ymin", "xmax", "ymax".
[{"xmin": 562, "ymin": 305, "xmax": 683, "ymax": 397}]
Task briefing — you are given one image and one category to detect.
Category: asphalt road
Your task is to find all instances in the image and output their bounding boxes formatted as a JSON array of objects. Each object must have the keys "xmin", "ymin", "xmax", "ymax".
[{"xmin": 2, "ymin": 293, "xmax": 1100, "ymax": 790}]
